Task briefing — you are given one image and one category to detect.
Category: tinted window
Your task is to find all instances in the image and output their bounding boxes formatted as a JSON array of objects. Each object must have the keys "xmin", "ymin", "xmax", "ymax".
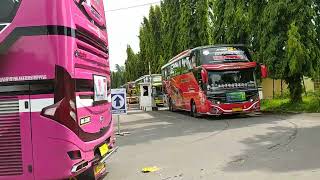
[
  {"xmin": 0, "ymin": 0, "xmax": 21, "ymax": 23},
  {"xmin": 0, "ymin": 25, "xmax": 5, "ymax": 32},
  {"xmin": 207, "ymin": 68, "xmax": 256, "ymax": 93},
  {"xmin": 201, "ymin": 47, "xmax": 250, "ymax": 64},
  {"xmin": 169, "ymin": 60, "xmax": 182, "ymax": 76},
  {"xmin": 181, "ymin": 57, "xmax": 192, "ymax": 73}
]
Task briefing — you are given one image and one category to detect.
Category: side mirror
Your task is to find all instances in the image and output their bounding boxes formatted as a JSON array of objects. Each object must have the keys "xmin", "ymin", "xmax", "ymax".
[
  {"xmin": 201, "ymin": 69, "xmax": 208, "ymax": 84},
  {"xmin": 260, "ymin": 64, "xmax": 268, "ymax": 78}
]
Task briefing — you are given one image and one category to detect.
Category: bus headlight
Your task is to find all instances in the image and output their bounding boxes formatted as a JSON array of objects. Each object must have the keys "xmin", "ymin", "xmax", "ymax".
[
  {"xmin": 250, "ymin": 94, "xmax": 260, "ymax": 103},
  {"xmin": 210, "ymin": 100, "xmax": 221, "ymax": 105}
]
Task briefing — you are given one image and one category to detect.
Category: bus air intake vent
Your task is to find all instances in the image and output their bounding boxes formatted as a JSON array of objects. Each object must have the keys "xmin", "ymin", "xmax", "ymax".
[{"xmin": 0, "ymin": 97, "xmax": 23, "ymax": 176}]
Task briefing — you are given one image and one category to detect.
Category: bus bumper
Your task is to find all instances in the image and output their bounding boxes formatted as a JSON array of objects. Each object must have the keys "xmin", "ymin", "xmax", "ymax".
[
  {"xmin": 29, "ymin": 115, "xmax": 116, "ymax": 180},
  {"xmin": 72, "ymin": 146, "xmax": 119, "ymax": 179},
  {"xmin": 206, "ymin": 101, "xmax": 260, "ymax": 115}
]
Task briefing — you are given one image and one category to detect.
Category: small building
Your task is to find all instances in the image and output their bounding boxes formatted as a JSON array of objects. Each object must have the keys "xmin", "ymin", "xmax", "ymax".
[{"xmin": 261, "ymin": 77, "xmax": 319, "ymax": 99}]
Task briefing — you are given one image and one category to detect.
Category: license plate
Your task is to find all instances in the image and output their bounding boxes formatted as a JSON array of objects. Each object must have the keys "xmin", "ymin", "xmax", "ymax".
[
  {"xmin": 227, "ymin": 92, "xmax": 246, "ymax": 102},
  {"xmin": 94, "ymin": 163, "xmax": 106, "ymax": 176},
  {"xmin": 232, "ymin": 107, "xmax": 243, "ymax": 112},
  {"xmin": 99, "ymin": 143, "xmax": 109, "ymax": 157}
]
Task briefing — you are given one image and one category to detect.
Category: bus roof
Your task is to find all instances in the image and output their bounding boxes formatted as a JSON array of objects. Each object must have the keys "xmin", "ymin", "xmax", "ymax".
[
  {"xmin": 134, "ymin": 74, "xmax": 161, "ymax": 83},
  {"xmin": 161, "ymin": 44, "xmax": 249, "ymax": 70}
]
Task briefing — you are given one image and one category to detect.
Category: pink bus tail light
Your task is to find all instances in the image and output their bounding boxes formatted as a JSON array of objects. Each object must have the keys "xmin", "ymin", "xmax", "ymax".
[
  {"xmin": 41, "ymin": 100, "xmax": 62, "ymax": 117},
  {"xmin": 41, "ymin": 98, "xmax": 78, "ymax": 125},
  {"xmin": 41, "ymin": 66, "xmax": 78, "ymax": 128}
]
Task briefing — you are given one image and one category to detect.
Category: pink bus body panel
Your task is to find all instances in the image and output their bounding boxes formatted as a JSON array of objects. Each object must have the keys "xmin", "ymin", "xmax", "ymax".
[{"xmin": 0, "ymin": 0, "xmax": 113, "ymax": 179}]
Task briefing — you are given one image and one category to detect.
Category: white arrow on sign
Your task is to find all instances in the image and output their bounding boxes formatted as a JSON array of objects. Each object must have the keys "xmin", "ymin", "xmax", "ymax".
[{"xmin": 112, "ymin": 95, "xmax": 125, "ymax": 109}]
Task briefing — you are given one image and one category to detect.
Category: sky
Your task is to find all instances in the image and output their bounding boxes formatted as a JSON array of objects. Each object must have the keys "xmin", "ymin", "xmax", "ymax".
[{"xmin": 103, "ymin": 0, "xmax": 160, "ymax": 70}]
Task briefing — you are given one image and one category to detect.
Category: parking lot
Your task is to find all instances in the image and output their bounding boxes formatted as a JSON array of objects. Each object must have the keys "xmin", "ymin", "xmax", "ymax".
[{"xmin": 107, "ymin": 108, "xmax": 320, "ymax": 180}]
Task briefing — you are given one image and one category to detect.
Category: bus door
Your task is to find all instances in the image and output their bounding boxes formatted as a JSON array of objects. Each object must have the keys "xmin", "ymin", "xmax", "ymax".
[
  {"xmin": 0, "ymin": 87, "xmax": 34, "ymax": 179},
  {"xmin": 181, "ymin": 57, "xmax": 196, "ymax": 110},
  {"xmin": 179, "ymin": 73, "xmax": 192, "ymax": 109}
]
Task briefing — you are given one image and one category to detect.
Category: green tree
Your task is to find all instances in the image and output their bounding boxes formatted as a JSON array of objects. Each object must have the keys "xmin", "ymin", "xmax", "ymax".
[
  {"xmin": 212, "ymin": 0, "xmax": 250, "ymax": 44},
  {"xmin": 258, "ymin": 0, "xmax": 320, "ymax": 102},
  {"xmin": 194, "ymin": 0, "xmax": 211, "ymax": 46},
  {"xmin": 314, "ymin": 0, "xmax": 320, "ymax": 78},
  {"xmin": 148, "ymin": 6, "xmax": 163, "ymax": 73},
  {"xmin": 178, "ymin": 0, "xmax": 194, "ymax": 51},
  {"xmin": 316, "ymin": 0, "xmax": 320, "ymax": 38},
  {"xmin": 111, "ymin": 64, "xmax": 126, "ymax": 88},
  {"xmin": 138, "ymin": 17, "xmax": 151, "ymax": 76},
  {"xmin": 161, "ymin": 0, "xmax": 180, "ymax": 61},
  {"xmin": 211, "ymin": 0, "xmax": 227, "ymax": 43},
  {"xmin": 125, "ymin": 0, "xmax": 320, "ymax": 103},
  {"xmin": 125, "ymin": 45, "xmax": 140, "ymax": 81}
]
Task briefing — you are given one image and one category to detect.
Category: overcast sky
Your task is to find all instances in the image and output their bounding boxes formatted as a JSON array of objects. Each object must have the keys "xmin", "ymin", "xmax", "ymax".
[{"xmin": 103, "ymin": 0, "xmax": 160, "ymax": 70}]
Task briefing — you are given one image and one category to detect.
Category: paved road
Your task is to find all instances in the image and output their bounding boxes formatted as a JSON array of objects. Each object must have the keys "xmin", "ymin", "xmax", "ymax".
[{"xmin": 106, "ymin": 109, "xmax": 320, "ymax": 180}]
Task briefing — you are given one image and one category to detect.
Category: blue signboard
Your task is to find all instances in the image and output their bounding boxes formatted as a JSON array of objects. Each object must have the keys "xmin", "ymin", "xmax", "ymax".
[{"xmin": 111, "ymin": 89, "xmax": 127, "ymax": 115}]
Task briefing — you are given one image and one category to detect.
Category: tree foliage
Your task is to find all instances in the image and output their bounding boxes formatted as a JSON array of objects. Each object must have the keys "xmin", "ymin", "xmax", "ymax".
[
  {"xmin": 123, "ymin": 0, "xmax": 320, "ymax": 103},
  {"xmin": 111, "ymin": 64, "xmax": 125, "ymax": 88},
  {"xmin": 257, "ymin": 0, "xmax": 320, "ymax": 102},
  {"xmin": 124, "ymin": 45, "xmax": 140, "ymax": 81}
]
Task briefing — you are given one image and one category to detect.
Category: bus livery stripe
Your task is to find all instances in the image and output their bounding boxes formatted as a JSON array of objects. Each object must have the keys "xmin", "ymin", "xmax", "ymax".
[
  {"xmin": 19, "ymin": 98, "xmax": 54, "ymax": 113},
  {"xmin": 0, "ymin": 25, "xmax": 76, "ymax": 54}
]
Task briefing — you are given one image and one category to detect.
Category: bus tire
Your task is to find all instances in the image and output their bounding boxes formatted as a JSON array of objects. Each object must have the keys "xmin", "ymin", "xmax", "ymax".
[
  {"xmin": 169, "ymin": 99, "xmax": 175, "ymax": 112},
  {"xmin": 190, "ymin": 101, "xmax": 200, "ymax": 118},
  {"xmin": 76, "ymin": 167, "xmax": 95, "ymax": 180}
]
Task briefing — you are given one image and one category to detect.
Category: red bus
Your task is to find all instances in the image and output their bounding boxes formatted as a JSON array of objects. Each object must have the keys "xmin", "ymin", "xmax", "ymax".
[
  {"xmin": 161, "ymin": 45, "xmax": 267, "ymax": 117},
  {"xmin": 0, "ymin": 0, "xmax": 115, "ymax": 179}
]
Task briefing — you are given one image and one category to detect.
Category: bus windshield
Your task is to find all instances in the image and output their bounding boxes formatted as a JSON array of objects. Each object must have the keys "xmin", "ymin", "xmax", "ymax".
[
  {"xmin": 0, "ymin": 0, "xmax": 21, "ymax": 23},
  {"xmin": 201, "ymin": 46, "xmax": 250, "ymax": 64},
  {"xmin": 207, "ymin": 68, "xmax": 256, "ymax": 93}
]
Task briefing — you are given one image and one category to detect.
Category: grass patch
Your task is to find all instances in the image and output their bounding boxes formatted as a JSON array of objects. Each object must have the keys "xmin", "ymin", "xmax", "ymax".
[{"xmin": 261, "ymin": 95, "xmax": 320, "ymax": 113}]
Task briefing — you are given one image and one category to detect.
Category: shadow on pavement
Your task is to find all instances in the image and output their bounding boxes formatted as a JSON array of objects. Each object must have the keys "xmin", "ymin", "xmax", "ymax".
[
  {"xmin": 113, "ymin": 109, "xmax": 320, "ymax": 173},
  {"xmin": 223, "ymin": 116, "xmax": 320, "ymax": 173},
  {"xmin": 116, "ymin": 110, "xmax": 292, "ymax": 147}
]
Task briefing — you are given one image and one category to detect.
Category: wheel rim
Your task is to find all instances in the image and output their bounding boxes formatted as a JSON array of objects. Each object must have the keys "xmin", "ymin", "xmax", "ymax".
[{"xmin": 192, "ymin": 103, "xmax": 196, "ymax": 116}]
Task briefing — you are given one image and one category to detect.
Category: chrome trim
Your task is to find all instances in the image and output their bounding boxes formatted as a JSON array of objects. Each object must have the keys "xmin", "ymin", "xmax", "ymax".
[
  {"xmin": 99, "ymin": 146, "xmax": 119, "ymax": 164},
  {"xmin": 0, "ymin": 23, "xmax": 10, "ymax": 34},
  {"xmin": 71, "ymin": 160, "xmax": 88, "ymax": 173},
  {"xmin": 210, "ymin": 101, "xmax": 259, "ymax": 113},
  {"xmin": 71, "ymin": 146, "xmax": 118, "ymax": 173}
]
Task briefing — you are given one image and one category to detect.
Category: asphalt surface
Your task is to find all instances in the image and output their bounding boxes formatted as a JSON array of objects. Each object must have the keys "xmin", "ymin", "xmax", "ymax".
[{"xmin": 106, "ymin": 107, "xmax": 320, "ymax": 180}]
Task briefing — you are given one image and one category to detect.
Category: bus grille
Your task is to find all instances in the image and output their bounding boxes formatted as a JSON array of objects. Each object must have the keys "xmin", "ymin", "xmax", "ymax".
[{"xmin": 0, "ymin": 97, "xmax": 23, "ymax": 176}]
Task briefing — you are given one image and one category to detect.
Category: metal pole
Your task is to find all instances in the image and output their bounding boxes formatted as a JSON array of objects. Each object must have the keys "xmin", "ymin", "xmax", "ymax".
[
  {"xmin": 117, "ymin": 115, "xmax": 121, "ymax": 135},
  {"xmin": 115, "ymin": 114, "xmax": 131, "ymax": 136},
  {"xmin": 273, "ymin": 79, "xmax": 275, "ymax": 99}
]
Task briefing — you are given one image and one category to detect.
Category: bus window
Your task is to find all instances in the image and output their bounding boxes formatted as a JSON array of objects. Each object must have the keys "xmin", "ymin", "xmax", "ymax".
[
  {"xmin": 166, "ymin": 67, "xmax": 170, "ymax": 79},
  {"xmin": 190, "ymin": 53, "xmax": 197, "ymax": 68},
  {"xmin": 0, "ymin": 0, "xmax": 21, "ymax": 23},
  {"xmin": 181, "ymin": 57, "xmax": 192, "ymax": 73}
]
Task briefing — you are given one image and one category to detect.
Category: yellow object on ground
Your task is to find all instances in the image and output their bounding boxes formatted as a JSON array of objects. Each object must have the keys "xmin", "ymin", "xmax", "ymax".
[{"xmin": 141, "ymin": 166, "xmax": 160, "ymax": 173}]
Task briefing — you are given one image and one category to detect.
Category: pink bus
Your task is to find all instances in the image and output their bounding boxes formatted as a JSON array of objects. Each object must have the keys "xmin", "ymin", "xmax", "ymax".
[{"xmin": 0, "ymin": 0, "xmax": 116, "ymax": 179}]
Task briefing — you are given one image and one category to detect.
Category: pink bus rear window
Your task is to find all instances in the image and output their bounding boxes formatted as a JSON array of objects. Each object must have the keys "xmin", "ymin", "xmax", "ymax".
[{"xmin": 0, "ymin": 0, "xmax": 22, "ymax": 23}]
